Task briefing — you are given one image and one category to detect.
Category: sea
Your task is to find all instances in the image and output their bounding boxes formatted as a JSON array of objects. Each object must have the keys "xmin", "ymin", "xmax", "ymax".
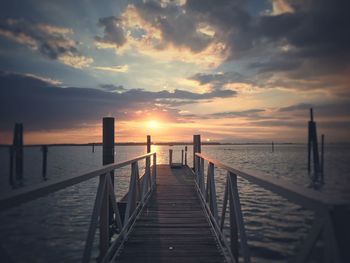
[{"xmin": 0, "ymin": 144, "xmax": 349, "ymax": 262}]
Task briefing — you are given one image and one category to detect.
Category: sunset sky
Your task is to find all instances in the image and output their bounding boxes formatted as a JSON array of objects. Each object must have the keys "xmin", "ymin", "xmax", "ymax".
[{"xmin": 0, "ymin": 0, "xmax": 349, "ymax": 144}]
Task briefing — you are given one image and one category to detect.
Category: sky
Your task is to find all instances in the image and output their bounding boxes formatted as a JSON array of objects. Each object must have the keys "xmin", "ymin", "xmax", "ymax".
[{"xmin": 0, "ymin": 0, "xmax": 349, "ymax": 144}]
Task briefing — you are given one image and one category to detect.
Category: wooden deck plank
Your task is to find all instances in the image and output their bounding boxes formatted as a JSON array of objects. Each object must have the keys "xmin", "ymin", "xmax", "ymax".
[{"xmin": 114, "ymin": 165, "xmax": 225, "ymax": 263}]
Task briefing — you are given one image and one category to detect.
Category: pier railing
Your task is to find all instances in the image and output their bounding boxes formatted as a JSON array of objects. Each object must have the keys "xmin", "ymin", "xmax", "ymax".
[
  {"xmin": 0, "ymin": 151, "xmax": 157, "ymax": 263},
  {"xmin": 194, "ymin": 152, "xmax": 344, "ymax": 263}
]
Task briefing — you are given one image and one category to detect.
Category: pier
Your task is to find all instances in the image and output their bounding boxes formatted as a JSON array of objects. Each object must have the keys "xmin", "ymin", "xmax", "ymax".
[{"xmin": 0, "ymin": 119, "xmax": 348, "ymax": 263}]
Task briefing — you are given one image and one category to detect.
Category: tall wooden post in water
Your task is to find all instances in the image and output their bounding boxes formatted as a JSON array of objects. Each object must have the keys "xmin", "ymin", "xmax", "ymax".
[
  {"xmin": 101, "ymin": 117, "xmax": 115, "ymax": 257},
  {"xmin": 41, "ymin": 145, "xmax": 48, "ymax": 180},
  {"xmin": 307, "ymin": 108, "xmax": 321, "ymax": 180},
  {"xmin": 147, "ymin": 135, "xmax": 151, "ymax": 153},
  {"xmin": 10, "ymin": 123, "xmax": 24, "ymax": 186},
  {"xmin": 193, "ymin": 135, "xmax": 201, "ymax": 170}
]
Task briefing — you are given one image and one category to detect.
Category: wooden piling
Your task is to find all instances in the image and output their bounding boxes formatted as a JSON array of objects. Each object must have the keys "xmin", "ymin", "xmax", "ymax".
[
  {"xmin": 147, "ymin": 135, "xmax": 151, "ymax": 153},
  {"xmin": 92, "ymin": 143, "xmax": 95, "ymax": 153},
  {"xmin": 169, "ymin": 149, "xmax": 173, "ymax": 166},
  {"xmin": 307, "ymin": 108, "xmax": 321, "ymax": 181},
  {"xmin": 321, "ymin": 134, "xmax": 324, "ymax": 181},
  {"xmin": 185, "ymin": 146, "xmax": 188, "ymax": 166},
  {"xmin": 271, "ymin": 141, "xmax": 274, "ymax": 153},
  {"xmin": 12, "ymin": 123, "xmax": 24, "ymax": 183},
  {"xmin": 41, "ymin": 145, "xmax": 48, "ymax": 180},
  {"xmin": 193, "ymin": 135, "xmax": 201, "ymax": 170},
  {"xmin": 9, "ymin": 146, "xmax": 14, "ymax": 187},
  {"xmin": 101, "ymin": 117, "xmax": 114, "ymax": 258}
]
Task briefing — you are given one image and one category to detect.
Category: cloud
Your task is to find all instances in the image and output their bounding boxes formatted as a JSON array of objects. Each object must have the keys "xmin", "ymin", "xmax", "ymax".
[
  {"xmin": 94, "ymin": 65, "xmax": 129, "ymax": 73},
  {"xmin": 278, "ymin": 103, "xmax": 313, "ymax": 112},
  {"xmin": 95, "ymin": 3, "xmax": 227, "ymax": 67},
  {"xmin": 0, "ymin": 71, "xmax": 236, "ymax": 131},
  {"xmin": 95, "ymin": 16, "xmax": 127, "ymax": 49},
  {"xmin": 189, "ymin": 71, "xmax": 252, "ymax": 90},
  {"xmin": 99, "ymin": 84, "xmax": 126, "ymax": 92},
  {"xmin": 0, "ymin": 19, "xmax": 93, "ymax": 68}
]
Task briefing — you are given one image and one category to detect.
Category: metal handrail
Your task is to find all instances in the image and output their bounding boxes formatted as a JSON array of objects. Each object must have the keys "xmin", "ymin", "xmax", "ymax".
[
  {"xmin": 0, "ymin": 151, "xmax": 157, "ymax": 263},
  {"xmin": 195, "ymin": 152, "xmax": 345, "ymax": 263},
  {"xmin": 0, "ymin": 152, "xmax": 155, "ymax": 211}
]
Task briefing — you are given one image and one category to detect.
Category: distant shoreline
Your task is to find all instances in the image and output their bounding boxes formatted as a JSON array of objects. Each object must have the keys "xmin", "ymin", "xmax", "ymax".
[{"xmin": 1, "ymin": 142, "xmax": 301, "ymax": 147}]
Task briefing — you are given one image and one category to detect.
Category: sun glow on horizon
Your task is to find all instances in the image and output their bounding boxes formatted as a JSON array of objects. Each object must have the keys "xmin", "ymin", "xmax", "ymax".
[{"xmin": 147, "ymin": 120, "xmax": 160, "ymax": 129}]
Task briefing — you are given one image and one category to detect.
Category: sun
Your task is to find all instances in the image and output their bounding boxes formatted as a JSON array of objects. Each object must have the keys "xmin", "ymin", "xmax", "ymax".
[{"xmin": 147, "ymin": 120, "xmax": 159, "ymax": 129}]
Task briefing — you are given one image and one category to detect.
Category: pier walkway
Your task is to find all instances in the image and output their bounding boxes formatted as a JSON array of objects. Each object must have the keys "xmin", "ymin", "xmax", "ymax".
[
  {"xmin": 0, "ymin": 130, "xmax": 348, "ymax": 263},
  {"xmin": 115, "ymin": 165, "xmax": 224, "ymax": 263}
]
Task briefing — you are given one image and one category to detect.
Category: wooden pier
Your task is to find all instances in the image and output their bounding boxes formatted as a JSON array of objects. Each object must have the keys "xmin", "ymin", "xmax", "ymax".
[
  {"xmin": 115, "ymin": 165, "xmax": 225, "ymax": 263},
  {"xmin": 0, "ymin": 118, "xmax": 348, "ymax": 263}
]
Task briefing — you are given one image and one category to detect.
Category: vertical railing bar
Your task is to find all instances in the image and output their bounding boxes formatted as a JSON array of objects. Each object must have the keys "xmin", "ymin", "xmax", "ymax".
[
  {"xmin": 99, "ymin": 172, "xmax": 110, "ymax": 259},
  {"xmin": 135, "ymin": 162, "xmax": 141, "ymax": 203},
  {"xmin": 220, "ymin": 176, "xmax": 229, "ymax": 231},
  {"xmin": 209, "ymin": 163, "xmax": 219, "ymax": 223},
  {"xmin": 82, "ymin": 173, "xmax": 107, "ymax": 263},
  {"xmin": 153, "ymin": 153, "xmax": 157, "ymax": 188},
  {"xmin": 206, "ymin": 162, "xmax": 210, "ymax": 202},
  {"xmin": 147, "ymin": 157, "xmax": 152, "ymax": 190},
  {"xmin": 293, "ymin": 217, "xmax": 324, "ymax": 263},
  {"xmin": 228, "ymin": 175, "xmax": 239, "ymax": 262},
  {"xmin": 106, "ymin": 174, "xmax": 123, "ymax": 231},
  {"xmin": 141, "ymin": 159, "xmax": 149, "ymax": 204},
  {"xmin": 123, "ymin": 162, "xmax": 137, "ymax": 227},
  {"xmin": 229, "ymin": 173, "xmax": 251, "ymax": 263},
  {"xmin": 200, "ymin": 158, "xmax": 205, "ymax": 195},
  {"xmin": 324, "ymin": 213, "xmax": 341, "ymax": 263}
]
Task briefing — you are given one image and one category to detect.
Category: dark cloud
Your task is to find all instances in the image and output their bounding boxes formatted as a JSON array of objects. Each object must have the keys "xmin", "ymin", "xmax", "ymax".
[
  {"xmin": 134, "ymin": 1, "xmax": 213, "ymax": 52},
  {"xmin": 95, "ymin": 16, "xmax": 126, "ymax": 48},
  {"xmin": 0, "ymin": 71, "xmax": 236, "ymax": 131},
  {"xmin": 99, "ymin": 84, "xmax": 126, "ymax": 92},
  {"xmin": 0, "ymin": 19, "xmax": 91, "ymax": 68},
  {"xmin": 209, "ymin": 109, "xmax": 264, "ymax": 118},
  {"xmin": 120, "ymin": 0, "xmax": 350, "ymax": 94},
  {"xmin": 183, "ymin": 108, "xmax": 265, "ymax": 120},
  {"xmin": 189, "ymin": 71, "xmax": 251, "ymax": 90},
  {"xmin": 278, "ymin": 101, "xmax": 350, "ymax": 119}
]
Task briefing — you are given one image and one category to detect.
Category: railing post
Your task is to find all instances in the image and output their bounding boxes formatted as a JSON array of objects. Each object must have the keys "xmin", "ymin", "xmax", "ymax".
[
  {"xmin": 99, "ymin": 174, "xmax": 109, "ymax": 260},
  {"xmin": 147, "ymin": 135, "xmax": 151, "ymax": 153},
  {"xmin": 228, "ymin": 172, "xmax": 251, "ymax": 263},
  {"xmin": 199, "ymin": 157, "xmax": 205, "ymax": 195},
  {"xmin": 153, "ymin": 153, "xmax": 157, "ymax": 187},
  {"xmin": 169, "ymin": 149, "xmax": 173, "ymax": 166},
  {"xmin": 228, "ymin": 173, "xmax": 239, "ymax": 262}
]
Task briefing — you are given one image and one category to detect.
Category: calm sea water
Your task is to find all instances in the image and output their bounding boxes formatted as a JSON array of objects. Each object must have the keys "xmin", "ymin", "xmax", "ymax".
[{"xmin": 0, "ymin": 144, "xmax": 349, "ymax": 262}]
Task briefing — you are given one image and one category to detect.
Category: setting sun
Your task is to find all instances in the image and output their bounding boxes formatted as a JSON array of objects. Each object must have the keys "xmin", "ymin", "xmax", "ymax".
[{"xmin": 147, "ymin": 120, "xmax": 159, "ymax": 129}]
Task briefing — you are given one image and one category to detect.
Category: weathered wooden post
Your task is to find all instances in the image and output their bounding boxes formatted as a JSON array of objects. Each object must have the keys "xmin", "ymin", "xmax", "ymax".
[
  {"xmin": 41, "ymin": 145, "xmax": 48, "ymax": 180},
  {"xmin": 185, "ymin": 146, "xmax": 188, "ymax": 166},
  {"xmin": 147, "ymin": 135, "xmax": 151, "ymax": 153},
  {"xmin": 92, "ymin": 143, "xmax": 95, "ymax": 153},
  {"xmin": 9, "ymin": 146, "xmax": 14, "ymax": 187},
  {"xmin": 271, "ymin": 141, "xmax": 274, "ymax": 153},
  {"xmin": 100, "ymin": 117, "xmax": 115, "ymax": 258},
  {"xmin": 169, "ymin": 149, "xmax": 173, "ymax": 166},
  {"xmin": 307, "ymin": 108, "xmax": 321, "ymax": 181},
  {"xmin": 193, "ymin": 135, "xmax": 201, "ymax": 171},
  {"xmin": 321, "ymin": 134, "xmax": 325, "ymax": 181},
  {"xmin": 11, "ymin": 123, "xmax": 24, "ymax": 185},
  {"xmin": 181, "ymin": 149, "xmax": 184, "ymax": 165}
]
